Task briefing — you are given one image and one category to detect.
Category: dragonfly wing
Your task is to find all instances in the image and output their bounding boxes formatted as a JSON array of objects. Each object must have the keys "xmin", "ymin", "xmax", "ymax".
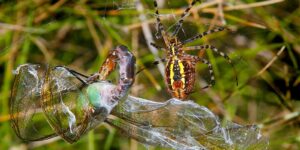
[
  {"xmin": 105, "ymin": 116, "xmax": 205, "ymax": 150},
  {"xmin": 40, "ymin": 66, "xmax": 95, "ymax": 143},
  {"xmin": 10, "ymin": 64, "xmax": 100, "ymax": 143},
  {"xmin": 110, "ymin": 96, "xmax": 268, "ymax": 149},
  {"xmin": 10, "ymin": 64, "xmax": 57, "ymax": 141},
  {"xmin": 11, "ymin": 64, "xmax": 125, "ymax": 143},
  {"xmin": 40, "ymin": 66, "xmax": 117, "ymax": 143}
]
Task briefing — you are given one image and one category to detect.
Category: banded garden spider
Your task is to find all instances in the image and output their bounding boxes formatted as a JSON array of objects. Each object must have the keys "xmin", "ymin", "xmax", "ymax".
[{"xmin": 148, "ymin": 0, "xmax": 238, "ymax": 100}]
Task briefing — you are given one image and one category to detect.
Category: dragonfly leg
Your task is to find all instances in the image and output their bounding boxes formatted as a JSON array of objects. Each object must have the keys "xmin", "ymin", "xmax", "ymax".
[{"xmin": 54, "ymin": 66, "xmax": 89, "ymax": 85}]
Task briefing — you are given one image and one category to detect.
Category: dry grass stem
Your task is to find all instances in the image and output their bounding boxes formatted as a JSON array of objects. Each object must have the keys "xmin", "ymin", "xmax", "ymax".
[
  {"xmin": 136, "ymin": 0, "xmax": 165, "ymax": 76},
  {"xmin": 256, "ymin": 46, "xmax": 286, "ymax": 76}
]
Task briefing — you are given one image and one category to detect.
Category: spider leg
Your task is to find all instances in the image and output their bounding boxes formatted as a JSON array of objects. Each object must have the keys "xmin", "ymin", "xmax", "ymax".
[
  {"xmin": 136, "ymin": 58, "xmax": 166, "ymax": 74},
  {"xmin": 150, "ymin": 42, "xmax": 166, "ymax": 51},
  {"xmin": 184, "ymin": 55, "xmax": 215, "ymax": 89},
  {"xmin": 198, "ymin": 57, "xmax": 215, "ymax": 89},
  {"xmin": 182, "ymin": 45, "xmax": 206, "ymax": 51},
  {"xmin": 182, "ymin": 26, "xmax": 228, "ymax": 45},
  {"xmin": 172, "ymin": 0, "xmax": 200, "ymax": 37},
  {"xmin": 183, "ymin": 45, "xmax": 238, "ymax": 86},
  {"xmin": 153, "ymin": 0, "xmax": 169, "ymax": 46}
]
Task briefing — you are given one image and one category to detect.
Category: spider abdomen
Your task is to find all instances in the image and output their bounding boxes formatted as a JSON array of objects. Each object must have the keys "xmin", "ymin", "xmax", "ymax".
[{"xmin": 165, "ymin": 57, "xmax": 196, "ymax": 99}]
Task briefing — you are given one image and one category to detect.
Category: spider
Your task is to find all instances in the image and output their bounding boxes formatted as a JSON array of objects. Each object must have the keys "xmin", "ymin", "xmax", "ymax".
[{"xmin": 146, "ymin": 0, "xmax": 238, "ymax": 100}]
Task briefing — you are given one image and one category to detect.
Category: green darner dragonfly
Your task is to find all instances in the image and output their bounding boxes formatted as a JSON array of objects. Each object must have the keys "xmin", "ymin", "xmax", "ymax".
[{"xmin": 10, "ymin": 45, "xmax": 268, "ymax": 149}]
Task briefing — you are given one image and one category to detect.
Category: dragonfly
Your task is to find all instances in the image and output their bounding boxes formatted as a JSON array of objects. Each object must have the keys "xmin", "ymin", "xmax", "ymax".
[
  {"xmin": 10, "ymin": 45, "xmax": 267, "ymax": 149},
  {"xmin": 10, "ymin": 45, "xmax": 136, "ymax": 143}
]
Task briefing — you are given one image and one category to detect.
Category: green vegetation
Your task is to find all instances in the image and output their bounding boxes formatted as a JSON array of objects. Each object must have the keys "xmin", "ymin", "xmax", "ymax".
[{"xmin": 0, "ymin": 0, "xmax": 299, "ymax": 149}]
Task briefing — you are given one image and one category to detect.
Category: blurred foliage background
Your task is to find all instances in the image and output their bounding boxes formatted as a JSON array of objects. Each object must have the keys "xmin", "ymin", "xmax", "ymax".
[{"xmin": 0, "ymin": 0, "xmax": 300, "ymax": 149}]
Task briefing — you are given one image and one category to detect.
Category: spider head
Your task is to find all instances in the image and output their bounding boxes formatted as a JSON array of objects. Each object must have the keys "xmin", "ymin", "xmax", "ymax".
[{"xmin": 168, "ymin": 37, "xmax": 183, "ymax": 56}]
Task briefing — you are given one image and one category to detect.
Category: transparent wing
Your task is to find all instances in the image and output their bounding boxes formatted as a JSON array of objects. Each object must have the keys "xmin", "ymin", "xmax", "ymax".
[
  {"xmin": 10, "ymin": 64, "xmax": 107, "ymax": 143},
  {"xmin": 40, "ymin": 65, "xmax": 91, "ymax": 143},
  {"xmin": 40, "ymin": 66, "xmax": 115, "ymax": 143},
  {"xmin": 10, "ymin": 64, "xmax": 57, "ymax": 141},
  {"xmin": 108, "ymin": 96, "xmax": 268, "ymax": 150}
]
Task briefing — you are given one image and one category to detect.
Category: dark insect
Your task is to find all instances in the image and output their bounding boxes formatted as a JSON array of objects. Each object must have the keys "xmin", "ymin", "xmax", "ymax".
[{"xmin": 147, "ymin": 0, "xmax": 238, "ymax": 100}]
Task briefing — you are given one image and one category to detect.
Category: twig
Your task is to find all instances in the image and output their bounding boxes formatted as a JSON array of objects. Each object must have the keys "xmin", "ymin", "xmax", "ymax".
[
  {"xmin": 223, "ymin": 0, "xmax": 284, "ymax": 11},
  {"xmin": 29, "ymin": 36, "xmax": 53, "ymax": 62},
  {"xmin": 256, "ymin": 46, "xmax": 285, "ymax": 76},
  {"xmin": 217, "ymin": 0, "xmax": 226, "ymax": 25},
  {"xmin": 223, "ymin": 46, "xmax": 287, "ymax": 104},
  {"xmin": 28, "ymin": 136, "xmax": 61, "ymax": 148},
  {"xmin": 0, "ymin": 22, "xmax": 46, "ymax": 34},
  {"xmin": 261, "ymin": 111, "xmax": 300, "ymax": 131},
  {"xmin": 203, "ymin": 0, "xmax": 284, "ymax": 12},
  {"xmin": 224, "ymin": 14, "xmax": 266, "ymax": 29}
]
